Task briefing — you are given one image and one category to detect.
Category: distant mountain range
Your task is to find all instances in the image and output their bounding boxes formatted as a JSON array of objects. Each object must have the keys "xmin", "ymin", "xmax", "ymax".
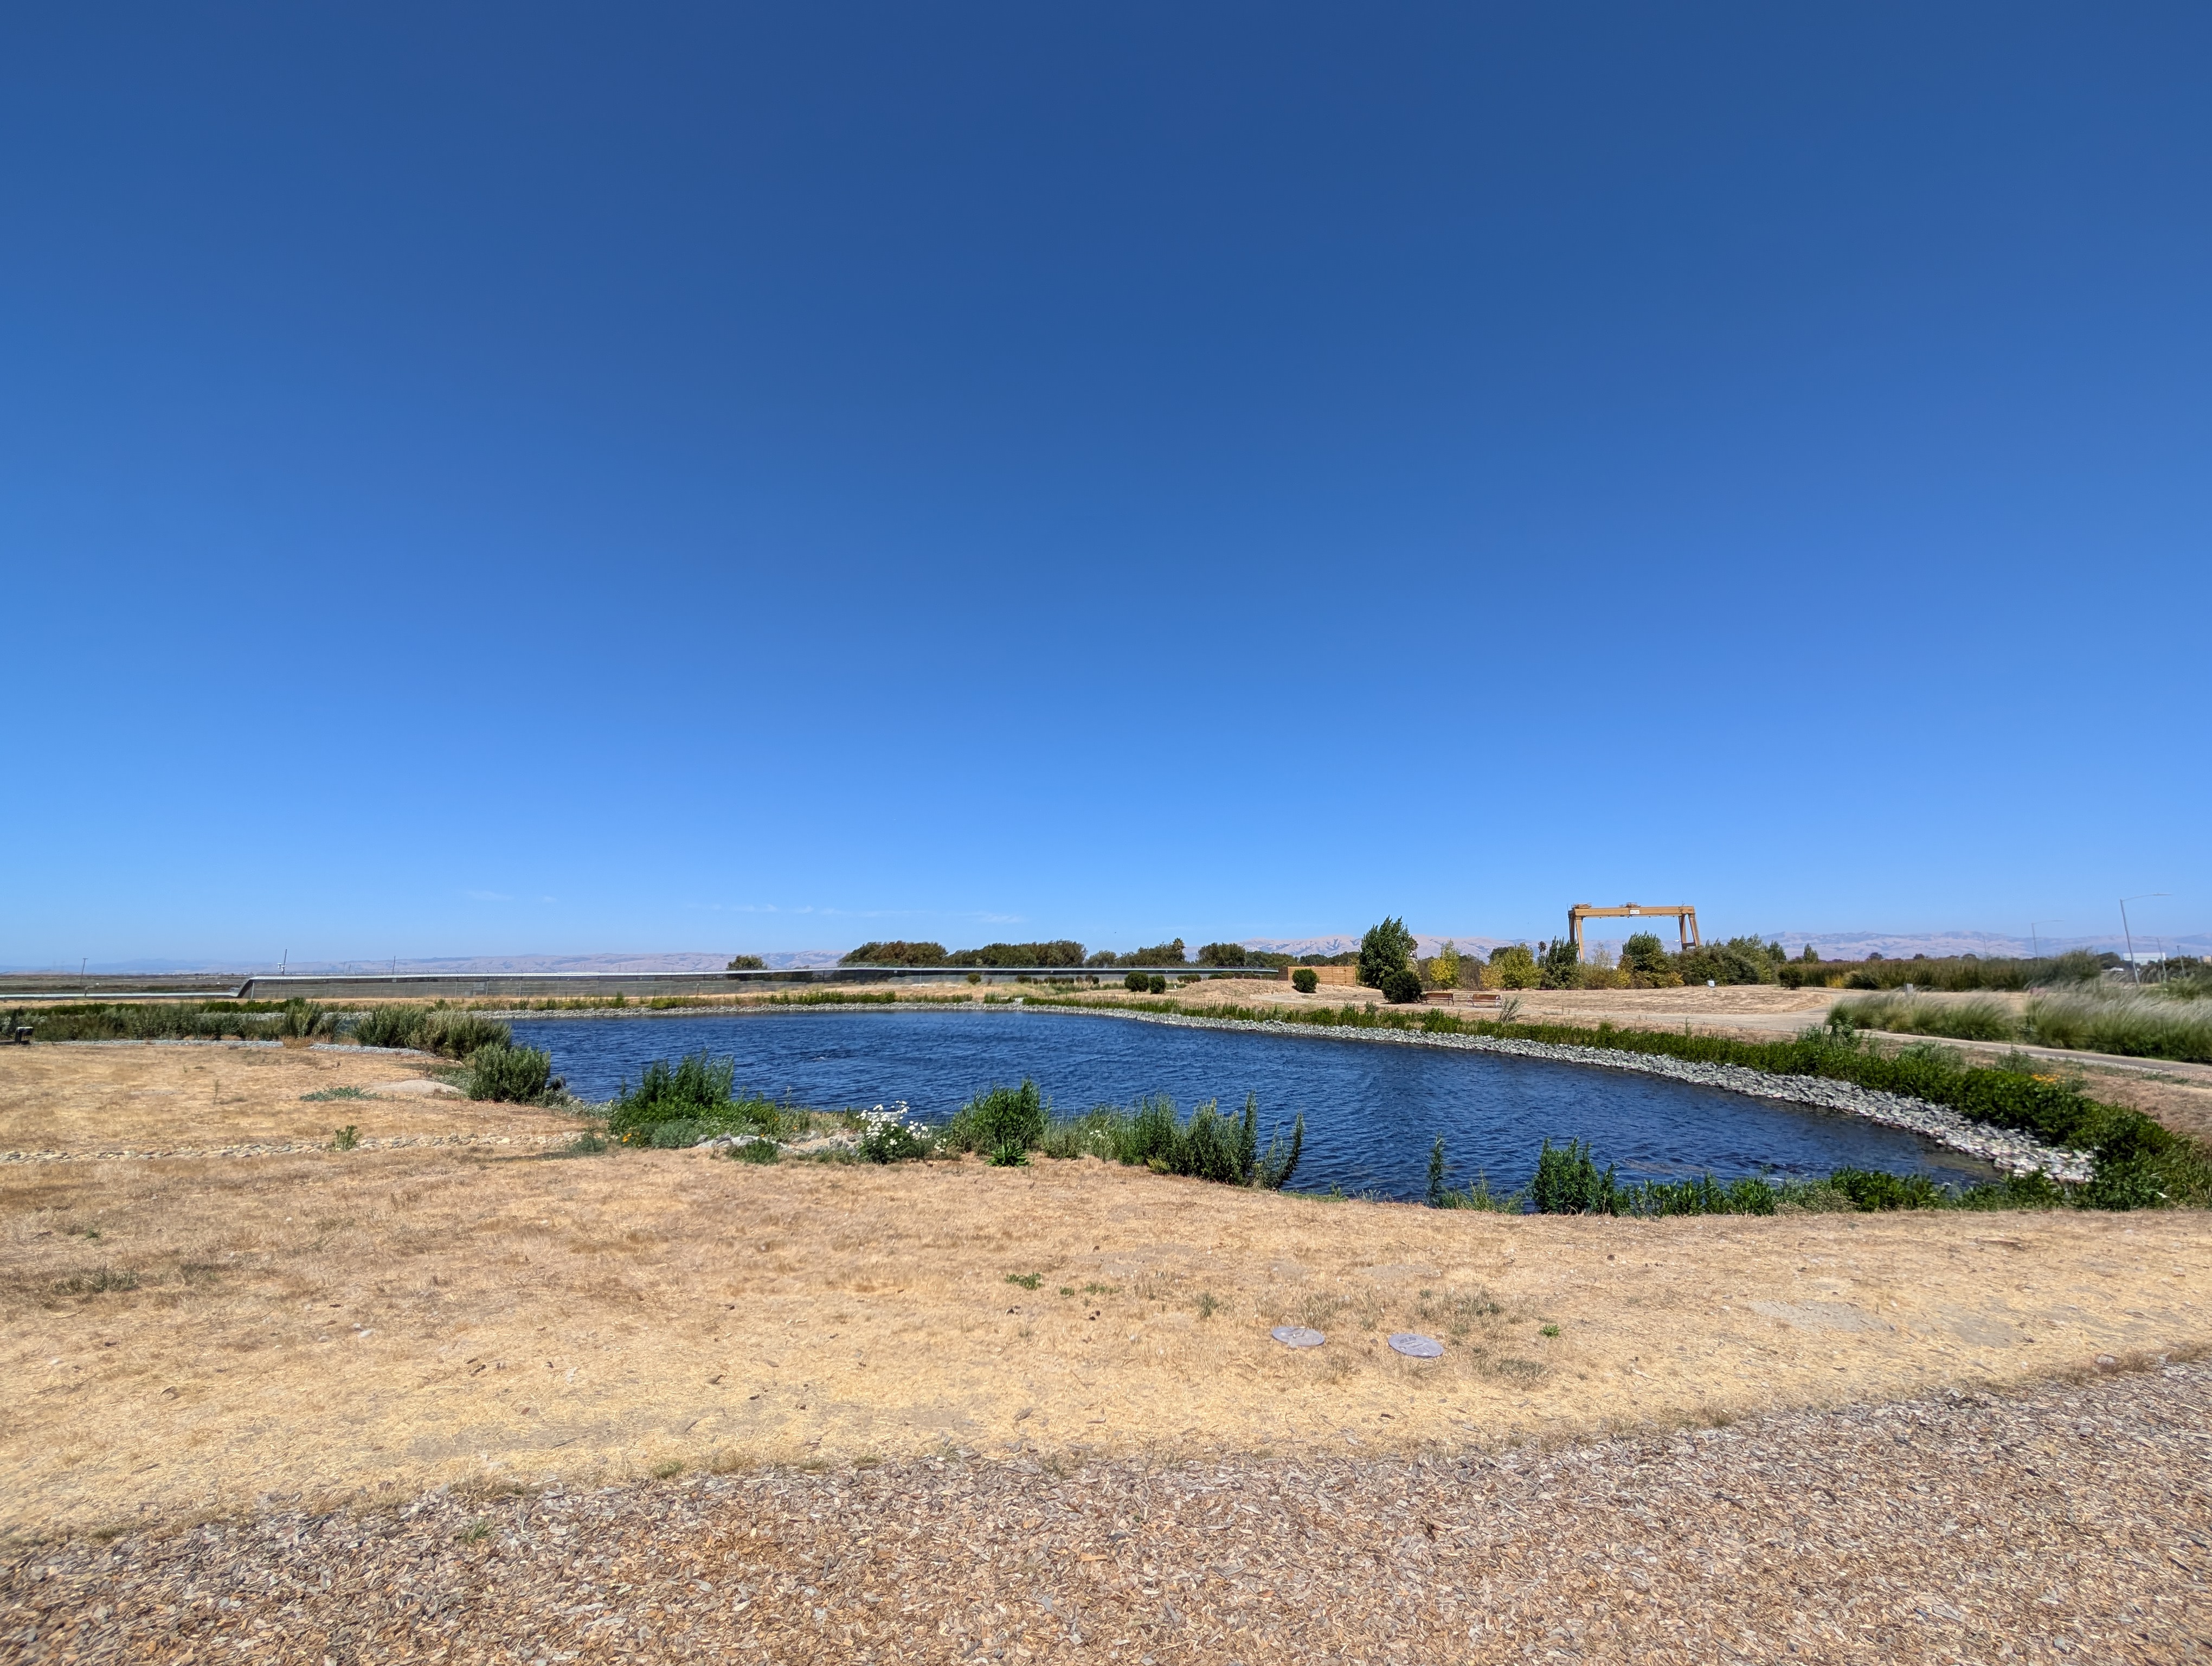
[{"xmin": 10, "ymin": 927, "xmax": 2203, "ymax": 977}]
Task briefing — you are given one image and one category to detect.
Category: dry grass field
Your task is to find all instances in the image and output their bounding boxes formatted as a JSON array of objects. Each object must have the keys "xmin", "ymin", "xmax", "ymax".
[{"xmin": 3, "ymin": 1042, "xmax": 2207, "ymax": 1552}]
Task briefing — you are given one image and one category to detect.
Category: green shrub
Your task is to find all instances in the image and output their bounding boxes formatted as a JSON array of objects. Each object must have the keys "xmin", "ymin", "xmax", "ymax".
[
  {"xmin": 419, "ymin": 1009, "xmax": 512, "ymax": 1059},
  {"xmin": 1079, "ymin": 1093, "xmax": 1302, "ymax": 1189},
  {"xmin": 649, "ymin": 1119, "xmax": 709, "ymax": 1149},
  {"xmin": 1357, "ymin": 918, "xmax": 1416, "ymax": 989},
  {"xmin": 728, "ymin": 1138, "xmax": 779, "ymax": 1164},
  {"xmin": 1678, "ymin": 937, "xmax": 1782, "ymax": 986},
  {"xmin": 858, "ymin": 1117, "xmax": 931, "ymax": 1163},
  {"xmin": 1291, "ymin": 968, "xmax": 1320, "ymax": 995},
  {"xmin": 1124, "ymin": 971, "xmax": 1149, "ymax": 993},
  {"xmin": 1529, "ymin": 1138, "xmax": 1618, "ymax": 1214},
  {"xmin": 465, "ymin": 1043, "xmax": 554, "ymax": 1103},
  {"xmin": 726, "ymin": 954, "xmax": 766, "ymax": 970},
  {"xmin": 1380, "ymin": 966, "xmax": 1424, "ymax": 1004},
  {"xmin": 1196, "ymin": 943, "xmax": 1248, "ymax": 967},
  {"xmin": 1146, "ymin": 973, "xmax": 1168, "ymax": 995},
  {"xmin": 607, "ymin": 1052, "xmax": 782, "ymax": 1143},
  {"xmin": 943, "ymin": 1081, "xmax": 1049, "ymax": 1155}
]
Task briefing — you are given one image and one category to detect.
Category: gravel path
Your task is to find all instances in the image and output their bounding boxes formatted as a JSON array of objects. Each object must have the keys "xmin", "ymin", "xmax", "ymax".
[{"xmin": 9, "ymin": 1363, "xmax": 2206, "ymax": 1663}]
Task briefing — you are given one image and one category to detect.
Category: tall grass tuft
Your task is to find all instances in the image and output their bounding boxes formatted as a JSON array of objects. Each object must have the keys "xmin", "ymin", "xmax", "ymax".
[
  {"xmin": 1830, "ymin": 993, "xmax": 2018, "ymax": 1043},
  {"xmin": 605, "ymin": 1052, "xmax": 785, "ymax": 1143},
  {"xmin": 2025, "ymin": 992, "xmax": 2212, "ymax": 1065}
]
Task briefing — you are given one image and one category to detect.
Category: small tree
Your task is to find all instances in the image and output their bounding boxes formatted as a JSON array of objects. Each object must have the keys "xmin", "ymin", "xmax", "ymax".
[
  {"xmin": 1381, "ymin": 966, "xmax": 1424, "ymax": 1004},
  {"xmin": 1431, "ymin": 941, "xmax": 1462, "ymax": 990},
  {"xmin": 726, "ymin": 954, "xmax": 766, "ymax": 970},
  {"xmin": 1487, "ymin": 943, "xmax": 1540, "ymax": 989},
  {"xmin": 1357, "ymin": 917, "xmax": 1417, "ymax": 989},
  {"xmin": 1291, "ymin": 967, "xmax": 1319, "ymax": 994},
  {"xmin": 1539, "ymin": 937, "xmax": 1581, "ymax": 989},
  {"xmin": 1195, "ymin": 942, "xmax": 1248, "ymax": 967}
]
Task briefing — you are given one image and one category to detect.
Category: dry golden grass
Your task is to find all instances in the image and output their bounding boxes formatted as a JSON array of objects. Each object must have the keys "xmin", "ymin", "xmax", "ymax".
[
  {"xmin": 2, "ymin": 1043, "xmax": 2207, "ymax": 1546},
  {"xmin": 0, "ymin": 1042, "xmax": 582, "ymax": 1153}
]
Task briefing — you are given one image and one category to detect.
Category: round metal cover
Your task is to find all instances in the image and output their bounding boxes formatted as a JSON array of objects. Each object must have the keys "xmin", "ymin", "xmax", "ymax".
[
  {"xmin": 1270, "ymin": 1325, "xmax": 1326, "ymax": 1349},
  {"xmin": 1387, "ymin": 1331, "xmax": 1444, "ymax": 1359}
]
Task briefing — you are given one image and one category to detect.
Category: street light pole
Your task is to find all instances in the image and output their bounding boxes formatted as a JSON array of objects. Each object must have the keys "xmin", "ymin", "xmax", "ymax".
[
  {"xmin": 2119, "ymin": 894, "xmax": 2168, "ymax": 986},
  {"xmin": 2029, "ymin": 919, "xmax": 2061, "ymax": 959}
]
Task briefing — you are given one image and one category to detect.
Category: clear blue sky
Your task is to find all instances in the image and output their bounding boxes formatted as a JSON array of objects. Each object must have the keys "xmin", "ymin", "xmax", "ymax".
[{"xmin": 4, "ymin": 5, "xmax": 2206, "ymax": 967}]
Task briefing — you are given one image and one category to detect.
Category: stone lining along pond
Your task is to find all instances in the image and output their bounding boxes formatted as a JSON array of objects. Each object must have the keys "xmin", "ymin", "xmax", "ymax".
[{"xmin": 511, "ymin": 1006, "xmax": 2022, "ymax": 1201}]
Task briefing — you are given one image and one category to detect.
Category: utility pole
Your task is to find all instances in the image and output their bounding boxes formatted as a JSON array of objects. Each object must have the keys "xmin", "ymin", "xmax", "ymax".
[
  {"xmin": 2119, "ymin": 895, "xmax": 2168, "ymax": 986},
  {"xmin": 2030, "ymin": 919, "xmax": 2061, "ymax": 959}
]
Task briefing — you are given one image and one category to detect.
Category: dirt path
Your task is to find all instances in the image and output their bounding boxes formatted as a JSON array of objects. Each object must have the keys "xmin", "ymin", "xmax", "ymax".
[{"xmin": 7, "ymin": 1361, "xmax": 2206, "ymax": 1663}]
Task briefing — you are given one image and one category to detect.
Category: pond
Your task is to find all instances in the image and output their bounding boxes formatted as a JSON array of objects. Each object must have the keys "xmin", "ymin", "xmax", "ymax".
[{"xmin": 511, "ymin": 1006, "xmax": 1998, "ymax": 1201}]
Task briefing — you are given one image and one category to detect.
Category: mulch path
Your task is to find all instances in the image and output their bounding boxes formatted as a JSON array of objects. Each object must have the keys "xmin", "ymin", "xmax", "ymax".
[{"xmin": 7, "ymin": 1364, "xmax": 2208, "ymax": 1664}]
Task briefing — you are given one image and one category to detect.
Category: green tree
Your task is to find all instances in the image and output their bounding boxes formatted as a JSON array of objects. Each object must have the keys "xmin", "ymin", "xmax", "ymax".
[
  {"xmin": 1195, "ymin": 942, "xmax": 1248, "ymax": 967},
  {"xmin": 1539, "ymin": 938, "xmax": 1581, "ymax": 989},
  {"xmin": 1357, "ymin": 917, "xmax": 1417, "ymax": 989},
  {"xmin": 1487, "ymin": 944, "xmax": 1540, "ymax": 989},
  {"xmin": 1123, "ymin": 939, "xmax": 1189, "ymax": 967},
  {"xmin": 725, "ymin": 954, "xmax": 766, "ymax": 971},
  {"xmin": 840, "ymin": 941, "xmax": 947, "ymax": 966},
  {"xmin": 1431, "ymin": 941, "xmax": 1462, "ymax": 990},
  {"xmin": 1621, "ymin": 932, "xmax": 1673, "ymax": 980}
]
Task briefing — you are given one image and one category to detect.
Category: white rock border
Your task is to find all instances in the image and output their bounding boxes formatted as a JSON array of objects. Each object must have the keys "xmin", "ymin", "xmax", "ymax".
[{"xmin": 1027, "ymin": 1005, "xmax": 2097, "ymax": 1183}]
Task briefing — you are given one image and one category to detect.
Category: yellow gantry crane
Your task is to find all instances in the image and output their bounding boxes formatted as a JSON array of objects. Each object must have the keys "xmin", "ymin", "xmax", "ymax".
[{"xmin": 1567, "ymin": 902, "xmax": 1701, "ymax": 955}]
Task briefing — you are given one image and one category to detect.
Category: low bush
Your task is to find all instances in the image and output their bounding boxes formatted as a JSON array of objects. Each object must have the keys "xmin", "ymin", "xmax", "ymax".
[
  {"xmin": 419, "ymin": 1009, "xmax": 512, "ymax": 1059},
  {"xmin": 465, "ymin": 1043, "xmax": 554, "ymax": 1103},
  {"xmin": 1146, "ymin": 973, "xmax": 1168, "ymax": 995},
  {"xmin": 1291, "ymin": 967, "xmax": 1320, "ymax": 995},
  {"xmin": 1124, "ymin": 971, "xmax": 1149, "ymax": 993},
  {"xmin": 1075, "ymin": 1093, "xmax": 1303, "ymax": 1189},
  {"xmin": 941, "ymin": 1081, "xmax": 1049, "ymax": 1155},
  {"xmin": 725, "ymin": 954, "xmax": 766, "ymax": 970},
  {"xmin": 1380, "ymin": 966, "xmax": 1423, "ymax": 1004},
  {"xmin": 607, "ymin": 1051, "xmax": 782, "ymax": 1143},
  {"xmin": 1529, "ymin": 1138, "xmax": 1618, "ymax": 1214}
]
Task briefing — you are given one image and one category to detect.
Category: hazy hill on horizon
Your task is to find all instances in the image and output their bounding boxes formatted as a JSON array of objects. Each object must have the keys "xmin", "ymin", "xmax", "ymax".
[{"xmin": 20, "ymin": 925, "xmax": 2204, "ymax": 978}]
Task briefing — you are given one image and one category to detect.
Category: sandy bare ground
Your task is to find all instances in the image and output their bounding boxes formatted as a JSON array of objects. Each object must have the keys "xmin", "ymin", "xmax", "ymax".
[
  {"xmin": 3, "ymin": 1045, "xmax": 2207, "ymax": 1551},
  {"xmin": 8, "ymin": 1362, "xmax": 2207, "ymax": 1663}
]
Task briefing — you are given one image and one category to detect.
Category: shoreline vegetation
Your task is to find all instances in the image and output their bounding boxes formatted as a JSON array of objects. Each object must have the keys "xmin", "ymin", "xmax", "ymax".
[{"xmin": 11, "ymin": 979, "xmax": 2208, "ymax": 1212}]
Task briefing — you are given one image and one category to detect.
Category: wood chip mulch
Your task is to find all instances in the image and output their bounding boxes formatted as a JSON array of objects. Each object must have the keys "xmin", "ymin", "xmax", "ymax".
[{"xmin": 7, "ymin": 1363, "xmax": 2208, "ymax": 1664}]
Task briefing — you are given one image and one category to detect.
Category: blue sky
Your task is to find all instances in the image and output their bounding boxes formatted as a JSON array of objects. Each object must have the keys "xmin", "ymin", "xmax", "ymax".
[{"xmin": 3, "ymin": 5, "xmax": 2206, "ymax": 967}]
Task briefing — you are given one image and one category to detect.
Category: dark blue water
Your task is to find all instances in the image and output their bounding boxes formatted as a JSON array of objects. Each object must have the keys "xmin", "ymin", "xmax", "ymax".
[{"xmin": 512, "ymin": 1007, "xmax": 1997, "ymax": 1200}]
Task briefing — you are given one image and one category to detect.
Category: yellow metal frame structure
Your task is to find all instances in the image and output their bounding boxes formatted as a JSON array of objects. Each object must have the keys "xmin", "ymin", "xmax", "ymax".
[{"xmin": 1567, "ymin": 902, "xmax": 1701, "ymax": 954}]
